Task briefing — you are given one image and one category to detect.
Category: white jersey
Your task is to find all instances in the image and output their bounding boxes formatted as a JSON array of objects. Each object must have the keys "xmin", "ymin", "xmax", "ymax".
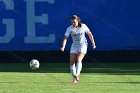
[{"xmin": 65, "ymin": 24, "xmax": 90, "ymax": 45}]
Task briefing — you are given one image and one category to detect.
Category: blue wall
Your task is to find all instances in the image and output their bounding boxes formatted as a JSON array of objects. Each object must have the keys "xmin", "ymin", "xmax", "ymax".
[{"xmin": 0, "ymin": 0, "xmax": 140, "ymax": 50}]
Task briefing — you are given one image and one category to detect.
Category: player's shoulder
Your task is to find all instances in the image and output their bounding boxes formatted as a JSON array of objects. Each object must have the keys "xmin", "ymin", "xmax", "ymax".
[
  {"xmin": 81, "ymin": 23, "xmax": 88, "ymax": 27},
  {"xmin": 66, "ymin": 25, "xmax": 72, "ymax": 33},
  {"xmin": 67, "ymin": 25, "xmax": 73, "ymax": 29},
  {"xmin": 81, "ymin": 23, "xmax": 89, "ymax": 29}
]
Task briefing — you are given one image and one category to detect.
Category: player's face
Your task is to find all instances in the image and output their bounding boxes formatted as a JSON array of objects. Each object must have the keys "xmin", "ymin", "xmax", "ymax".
[{"xmin": 71, "ymin": 19, "xmax": 78, "ymax": 27}]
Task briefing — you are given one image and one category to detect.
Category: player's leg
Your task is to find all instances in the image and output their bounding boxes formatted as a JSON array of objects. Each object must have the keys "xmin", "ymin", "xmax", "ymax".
[
  {"xmin": 70, "ymin": 44, "xmax": 79, "ymax": 84},
  {"xmin": 70, "ymin": 53, "xmax": 78, "ymax": 84},
  {"xmin": 70, "ymin": 53, "xmax": 77, "ymax": 76},
  {"xmin": 76, "ymin": 52, "xmax": 85, "ymax": 77},
  {"xmin": 75, "ymin": 44, "xmax": 87, "ymax": 80},
  {"xmin": 70, "ymin": 44, "xmax": 78, "ymax": 76}
]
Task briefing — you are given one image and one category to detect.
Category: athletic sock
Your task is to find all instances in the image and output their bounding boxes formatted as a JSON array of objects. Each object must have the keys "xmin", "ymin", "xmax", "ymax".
[
  {"xmin": 76, "ymin": 62, "xmax": 82, "ymax": 76},
  {"xmin": 70, "ymin": 65, "xmax": 76, "ymax": 76}
]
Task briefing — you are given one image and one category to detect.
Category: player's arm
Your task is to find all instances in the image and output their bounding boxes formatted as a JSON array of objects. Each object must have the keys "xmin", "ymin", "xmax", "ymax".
[
  {"xmin": 60, "ymin": 36, "xmax": 68, "ymax": 52},
  {"xmin": 86, "ymin": 31, "xmax": 96, "ymax": 49}
]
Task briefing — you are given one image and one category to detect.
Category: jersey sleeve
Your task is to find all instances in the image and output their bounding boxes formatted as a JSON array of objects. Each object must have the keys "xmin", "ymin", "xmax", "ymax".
[
  {"xmin": 83, "ymin": 24, "xmax": 90, "ymax": 33},
  {"xmin": 64, "ymin": 27, "xmax": 71, "ymax": 37}
]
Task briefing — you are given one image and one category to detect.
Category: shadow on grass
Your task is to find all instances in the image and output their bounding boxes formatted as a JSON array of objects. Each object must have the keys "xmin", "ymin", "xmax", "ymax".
[{"xmin": 0, "ymin": 63, "xmax": 140, "ymax": 75}]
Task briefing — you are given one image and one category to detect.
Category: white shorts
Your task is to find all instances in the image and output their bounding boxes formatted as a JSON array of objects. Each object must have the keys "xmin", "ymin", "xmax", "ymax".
[{"xmin": 70, "ymin": 43, "xmax": 88, "ymax": 54}]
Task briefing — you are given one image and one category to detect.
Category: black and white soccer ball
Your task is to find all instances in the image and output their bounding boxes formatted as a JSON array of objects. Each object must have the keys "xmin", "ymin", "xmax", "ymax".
[{"xmin": 29, "ymin": 59, "xmax": 40, "ymax": 69}]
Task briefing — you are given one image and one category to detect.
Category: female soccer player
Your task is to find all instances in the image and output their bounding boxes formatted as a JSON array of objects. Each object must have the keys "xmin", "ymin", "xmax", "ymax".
[{"xmin": 61, "ymin": 15, "xmax": 96, "ymax": 84}]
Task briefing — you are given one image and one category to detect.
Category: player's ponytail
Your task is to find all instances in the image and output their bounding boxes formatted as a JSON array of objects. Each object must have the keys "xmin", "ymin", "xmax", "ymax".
[
  {"xmin": 77, "ymin": 16, "xmax": 82, "ymax": 27},
  {"xmin": 71, "ymin": 15, "xmax": 82, "ymax": 27}
]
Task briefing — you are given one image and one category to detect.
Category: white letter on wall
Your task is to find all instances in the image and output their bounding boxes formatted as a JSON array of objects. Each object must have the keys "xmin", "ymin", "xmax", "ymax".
[
  {"xmin": 24, "ymin": 0, "xmax": 55, "ymax": 43},
  {"xmin": 0, "ymin": 0, "xmax": 15, "ymax": 43}
]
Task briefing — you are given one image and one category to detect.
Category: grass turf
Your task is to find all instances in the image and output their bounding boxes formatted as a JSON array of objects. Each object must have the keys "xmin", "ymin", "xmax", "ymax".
[{"xmin": 0, "ymin": 62, "xmax": 140, "ymax": 93}]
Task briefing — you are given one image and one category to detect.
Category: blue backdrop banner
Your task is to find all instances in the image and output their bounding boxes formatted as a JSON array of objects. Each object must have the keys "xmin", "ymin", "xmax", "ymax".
[{"xmin": 0, "ymin": 0, "xmax": 139, "ymax": 50}]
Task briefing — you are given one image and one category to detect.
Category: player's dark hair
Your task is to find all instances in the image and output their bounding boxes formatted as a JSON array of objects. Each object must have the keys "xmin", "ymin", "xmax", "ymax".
[{"xmin": 71, "ymin": 15, "xmax": 82, "ymax": 27}]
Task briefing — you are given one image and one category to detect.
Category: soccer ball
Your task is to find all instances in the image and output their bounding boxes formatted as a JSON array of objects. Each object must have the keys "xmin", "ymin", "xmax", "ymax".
[{"xmin": 29, "ymin": 59, "xmax": 40, "ymax": 69}]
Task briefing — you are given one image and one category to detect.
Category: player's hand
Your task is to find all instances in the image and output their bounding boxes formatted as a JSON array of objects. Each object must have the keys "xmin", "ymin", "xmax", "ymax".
[
  {"xmin": 60, "ymin": 47, "xmax": 64, "ymax": 52},
  {"xmin": 92, "ymin": 45, "xmax": 96, "ymax": 49}
]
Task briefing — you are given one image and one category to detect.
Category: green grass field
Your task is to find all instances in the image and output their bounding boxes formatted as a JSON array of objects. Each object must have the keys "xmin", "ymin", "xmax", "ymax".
[{"xmin": 0, "ymin": 62, "xmax": 140, "ymax": 93}]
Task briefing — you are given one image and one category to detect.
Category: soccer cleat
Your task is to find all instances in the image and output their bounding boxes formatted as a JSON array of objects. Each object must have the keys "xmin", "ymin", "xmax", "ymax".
[
  {"xmin": 72, "ymin": 76, "xmax": 78, "ymax": 84},
  {"xmin": 76, "ymin": 76, "xmax": 79, "ymax": 81},
  {"xmin": 72, "ymin": 79, "xmax": 77, "ymax": 84},
  {"xmin": 74, "ymin": 74, "xmax": 79, "ymax": 81}
]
